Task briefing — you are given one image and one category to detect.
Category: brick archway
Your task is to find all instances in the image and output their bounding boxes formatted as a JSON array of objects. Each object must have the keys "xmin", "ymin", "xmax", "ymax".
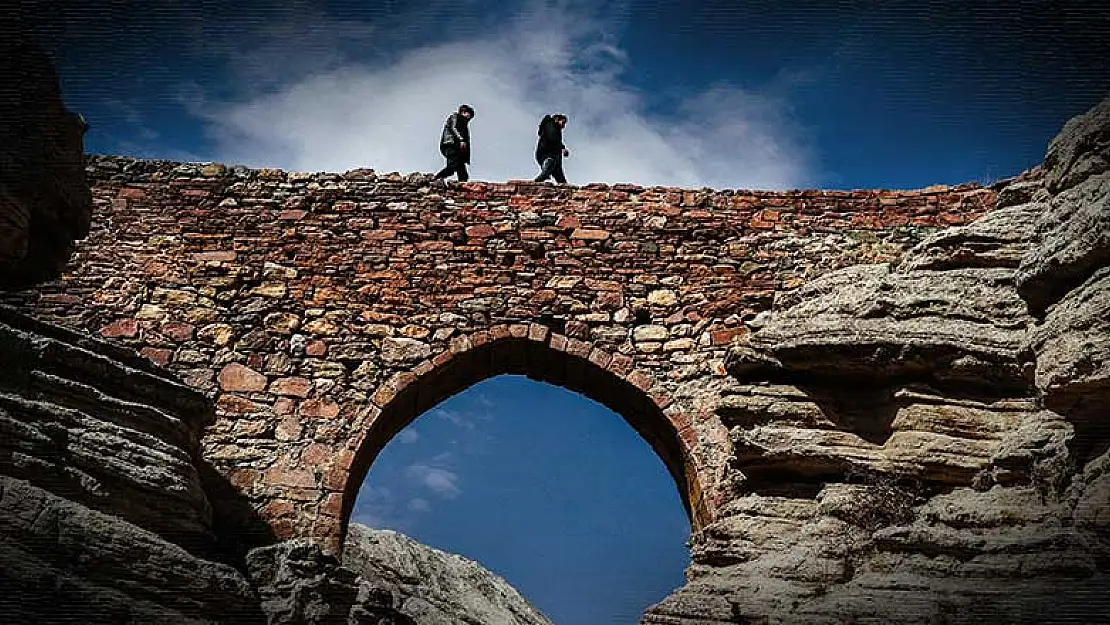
[
  {"xmin": 2, "ymin": 158, "xmax": 997, "ymax": 557},
  {"xmin": 336, "ymin": 324, "xmax": 710, "ymax": 551}
]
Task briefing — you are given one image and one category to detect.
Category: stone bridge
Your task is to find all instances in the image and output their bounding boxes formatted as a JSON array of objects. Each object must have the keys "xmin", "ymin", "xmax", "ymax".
[{"xmin": 4, "ymin": 156, "xmax": 996, "ymax": 553}]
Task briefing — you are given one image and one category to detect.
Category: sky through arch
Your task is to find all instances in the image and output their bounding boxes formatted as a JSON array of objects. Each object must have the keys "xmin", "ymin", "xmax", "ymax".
[{"xmin": 352, "ymin": 374, "xmax": 692, "ymax": 625}]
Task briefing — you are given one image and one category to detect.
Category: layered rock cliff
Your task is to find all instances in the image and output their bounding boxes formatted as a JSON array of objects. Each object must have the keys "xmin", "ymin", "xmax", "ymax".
[
  {"xmin": 0, "ymin": 308, "xmax": 266, "ymax": 624},
  {"xmin": 643, "ymin": 96, "xmax": 1110, "ymax": 624}
]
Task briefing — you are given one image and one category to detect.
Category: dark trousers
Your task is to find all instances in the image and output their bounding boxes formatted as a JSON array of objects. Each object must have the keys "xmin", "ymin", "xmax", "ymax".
[
  {"xmin": 435, "ymin": 145, "xmax": 469, "ymax": 181},
  {"xmin": 534, "ymin": 154, "xmax": 566, "ymax": 183}
]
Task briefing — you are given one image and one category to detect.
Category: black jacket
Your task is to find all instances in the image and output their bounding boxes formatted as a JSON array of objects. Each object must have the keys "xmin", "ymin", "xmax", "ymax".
[
  {"xmin": 440, "ymin": 113, "xmax": 471, "ymax": 161},
  {"xmin": 535, "ymin": 115, "xmax": 564, "ymax": 159}
]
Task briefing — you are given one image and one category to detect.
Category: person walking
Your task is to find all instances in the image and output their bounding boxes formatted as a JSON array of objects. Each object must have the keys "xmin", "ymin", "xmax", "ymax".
[
  {"xmin": 434, "ymin": 104, "xmax": 474, "ymax": 182},
  {"xmin": 533, "ymin": 113, "xmax": 569, "ymax": 183}
]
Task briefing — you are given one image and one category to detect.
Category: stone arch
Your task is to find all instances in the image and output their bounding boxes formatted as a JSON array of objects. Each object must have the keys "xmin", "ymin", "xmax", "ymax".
[{"xmin": 336, "ymin": 323, "xmax": 710, "ymax": 551}]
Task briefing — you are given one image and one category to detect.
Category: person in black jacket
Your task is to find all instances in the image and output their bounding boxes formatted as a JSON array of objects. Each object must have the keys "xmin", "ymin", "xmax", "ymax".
[
  {"xmin": 533, "ymin": 113, "xmax": 569, "ymax": 183},
  {"xmin": 434, "ymin": 104, "xmax": 474, "ymax": 181}
]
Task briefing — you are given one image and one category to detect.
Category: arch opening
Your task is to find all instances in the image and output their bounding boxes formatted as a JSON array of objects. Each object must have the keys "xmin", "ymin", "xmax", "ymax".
[
  {"xmin": 339, "ymin": 335, "xmax": 705, "ymax": 547},
  {"xmin": 349, "ymin": 373, "xmax": 693, "ymax": 623}
]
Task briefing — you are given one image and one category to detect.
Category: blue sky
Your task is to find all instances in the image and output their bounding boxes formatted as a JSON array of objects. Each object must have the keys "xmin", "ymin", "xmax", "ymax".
[
  {"xmin": 23, "ymin": 0, "xmax": 1110, "ymax": 189},
  {"xmin": 21, "ymin": 1, "xmax": 1110, "ymax": 623},
  {"xmin": 356, "ymin": 376, "xmax": 690, "ymax": 623}
]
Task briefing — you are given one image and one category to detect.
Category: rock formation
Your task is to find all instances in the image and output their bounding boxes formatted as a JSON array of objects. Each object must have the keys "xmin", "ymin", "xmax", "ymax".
[
  {"xmin": 0, "ymin": 18, "xmax": 92, "ymax": 288},
  {"xmin": 342, "ymin": 524, "xmax": 554, "ymax": 625},
  {"xmin": 0, "ymin": 308, "xmax": 266, "ymax": 624},
  {"xmin": 642, "ymin": 95, "xmax": 1110, "ymax": 623}
]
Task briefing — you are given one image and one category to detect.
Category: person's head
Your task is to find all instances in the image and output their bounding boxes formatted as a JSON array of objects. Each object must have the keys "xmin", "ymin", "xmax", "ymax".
[
  {"xmin": 458, "ymin": 104, "xmax": 474, "ymax": 119},
  {"xmin": 552, "ymin": 113, "xmax": 567, "ymax": 127}
]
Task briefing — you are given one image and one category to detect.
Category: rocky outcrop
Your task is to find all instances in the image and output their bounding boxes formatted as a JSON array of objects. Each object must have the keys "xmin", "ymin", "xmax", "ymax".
[
  {"xmin": 245, "ymin": 538, "xmax": 416, "ymax": 625},
  {"xmin": 342, "ymin": 524, "xmax": 554, "ymax": 625},
  {"xmin": 0, "ymin": 307, "xmax": 267, "ymax": 623},
  {"xmin": 1017, "ymin": 100, "xmax": 1110, "ymax": 445},
  {"xmin": 0, "ymin": 305, "xmax": 218, "ymax": 552},
  {"xmin": 643, "ymin": 95, "xmax": 1110, "ymax": 623},
  {"xmin": 0, "ymin": 22, "xmax": 92, "ymax": 288},
  {"xmin": 0, "ymin": 476, "xmax": 263, "ymax": 624}
]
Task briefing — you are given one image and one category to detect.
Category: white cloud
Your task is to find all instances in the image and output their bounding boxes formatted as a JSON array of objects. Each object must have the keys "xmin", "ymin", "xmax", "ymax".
[
  {"xmin": 406, "ymin": 463, "xmax": 462, "ymax": 498},
  {"xmin": 352, "ymin": 485, "xmax": 402, "ymax": 530},
  {"xmin": 189, "ymin": 0, "xmax": 812, "ymax": 190},
  {"xmin": 432, "ymin": 408, "xmax": 477, "ymax": 429},
  {"xmin": 408, "ymin": 497, "xmax": 432, "ymax": 512},
  {"xmin": 397, "ymin": 428, "xmax": 420, "ymax": 444}
]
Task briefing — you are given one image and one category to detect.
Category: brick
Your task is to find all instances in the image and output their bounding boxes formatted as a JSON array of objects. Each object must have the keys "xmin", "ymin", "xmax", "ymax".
[
  {"xmin": 320, "ymin": 492, "xmax": 345, "ymax": 518},
  {"xmin": 557, "ymin": 214, "xmax": 581, "ymax": 229},
  {"xmin": 271, "ymin": 518, "xmax": 297, "ymax": 540},
  {"xmin": 570, "ymin": 228, "xmax": 610, "ymax": 240},
  {"xmin": 627, "ymin": 369, "xmax": 655, "ymax": 391},
  {"xmin": 265, "ymin": 467, "xmax": 316, "ymax": 488},
  {"xmin": 218, "ymin": 394, "xmax": 264, "ymax": 414},
  {"xmin": 431, "ymin": 350, "xmax": 455, "ymax": 368},
  {"xmin": 302, "ymin": 443, "xmax": 333, "ymax": 465},
  {"xmin": 649, "ymin": 390, "xmax": 673, "ymax": 410},
  {"xmin": 333, "ymin": 449, "xmax": 356, "ymax": 471},
  {"xmin": 100, "ymin": 318, "xmax": 140, "ymax": 338},
  {"xmin": 271, "ymin": 376, "xmax": 313, "ymax": 397},
  {"xmin": 262, "ymin": 499, "xmax": 296, "ymax": 519},
  {"xmin": 412, "ymin": 359, "xmax": 435, "ymax": 377},
  {"xmin": 549, "ymin": 333, "xmax": 568, "ymax": 352},
  {"xmin": 140, "ymin": 347, "xmax": 173, "ymax": 366},
  {"xmin": 161, "ymin": 321, "xmax": 195, "ymax": 341},
  {"xmin": 449, "ymin": 334, "xmax": 472, "ymax": 354},
  {"xmin": 227, "ymin": 468, "xmax": 260, "ymax": 490},
  {"xmin": 192, "ymin": 251, "xmax": 236, "ymax": 262},
  {"xmin": 679, "ymin": 426, "xmax": 698, "ymax": 447},
  {"xmin": 274, "ymin": 398, "xmax": 296, "ymax": 415},
  {"xmin": 607, "ymin": 353, "xmax": 635, "ymax": 376},
  {"xmin": 564, "ymin": 337, "xmax": 591, "ymax": 358},
  {"xmin": 323, "ymin": 465, "xmax": 348, "ymax": 491},
  {"xmin": 528, "ymin": 323, "xmax": 550, "ymax": 342},
  {"xmin": 300, "ymin": 399, "xmax": 341, "ymax": 419},
  {"xmin": 587, "ymin": 348, "xmax": 612, "ymax": 369},
  {"xmin": 218, "ymin": 363, "xmax": 267, "ymax": 392},
  {"xmin": 669, "ymin": 411, "xmax": 692, "ymax": 430}
]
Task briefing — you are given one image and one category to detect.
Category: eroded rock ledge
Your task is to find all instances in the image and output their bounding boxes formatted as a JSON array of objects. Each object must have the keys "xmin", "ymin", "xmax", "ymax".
[{"xmin": 643, "ymin": 95, "xmax": 1110, "ymax": 624}]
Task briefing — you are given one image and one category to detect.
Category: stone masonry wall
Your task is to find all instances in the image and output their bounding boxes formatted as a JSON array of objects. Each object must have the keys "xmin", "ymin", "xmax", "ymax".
[{"xmin": 2, "ymin": 156, "xmax": 996, "ymax": 554}]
